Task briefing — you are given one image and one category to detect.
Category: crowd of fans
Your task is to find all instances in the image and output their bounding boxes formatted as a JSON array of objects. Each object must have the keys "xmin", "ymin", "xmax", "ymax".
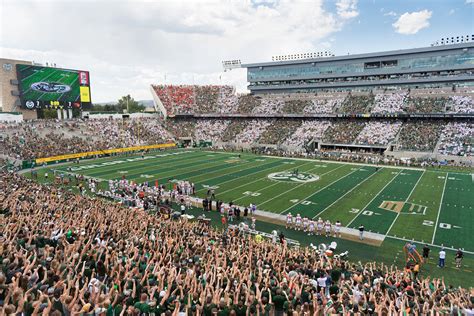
[
  {"xmin": 257, "ymin": 120, "xmax": 302, "ymax": 145},
  {"xmin": 446, "ymin": 96, "xmax": 474, "ymax": 114},
  {"xmin": 252, "ymin": 98, "xmax": 284, "ymax": 115},
  {"xmin": 1, "ymin": 119, "xmax": 173, "ymax": 161},
  {"xmin": 194, "ymin": 120, "xmax": 231, "ymax": 143},
  {"xmin": 438, "ymin": 122, "xmax": 473, "ymax": 156},
  {"xmin": 371, "ymin": 91, "xmax": 408, "ymax": 114},
  {"xmin": 398, "ymin": 121, "xmax": 444, "ymax": 152},
  {"xmin": 404, "ymin": 97, "xmax": 446, "ymax": 114},
  {"xmin": 153, "ymin": 85, "xmax": 195, "ymax": 114},
  {"xmin": 2, "ymin": 171, "xmax": 473, "ymax": 315},
  {"xmin": 282, "ymin": 100, "xmax": 311, "ymax": 114},
  {"xmin": 3, "ymin": 117, "xmax": 472, "ymax": 161},
  {"xmin": 303, "ymin": 98, "xmax": 344, "ymax": 114},
  {"xmin": 354, "ymin": 121, "xmax": 402, "ymax": 146},
  {"xmin": 234, "ymin": 120, "xmax": 272, "ymax": 144},
  {"xmin": 322, "ymin": 121, "xmax": 366, "ymax": 144},
  {"xmin": 337, "ymin": 95, "xmax": 374, "ymax": 114},
  {"xmin": 284, "ymin": 120, "xmax": 332, "ymax": 148},
  {"xmin": 152, "ymin": 85, "xmax": 473, "ymax": 115}
]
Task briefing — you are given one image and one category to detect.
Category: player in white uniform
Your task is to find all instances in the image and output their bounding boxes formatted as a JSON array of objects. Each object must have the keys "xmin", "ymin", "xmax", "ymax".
[
  {"xmin": 308, "ymin": 220, "xmax": 315, "ymax": 236},
  {"xmin": 251, "ymin": 216, "xmax": 256, "ymax": 230},
  {"xmin": 286, "ymin": 213, "xmax": 293, "ymax": 229},
  {"xmin": 334, "ymin": 220, "xmax": 342, "ymax": 237},
  {"xmin": 303, "ymin": 217, "xmax": 309, "ymax": 232},
  {"xmin": 317, "ymin": 217, "xmax": 324, "ymax": 236},
  {"xmin": 295, "ymin": 214, "xmax": 302, "ymax": 231},
  {"xmin": 325, "ymin": 220, "xmax": 332, "ymax": 237}
]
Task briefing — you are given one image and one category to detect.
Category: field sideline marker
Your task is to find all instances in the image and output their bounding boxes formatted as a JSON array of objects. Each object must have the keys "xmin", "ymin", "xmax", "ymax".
[{"xmin": 431, "ymin": 173, "xmax": 448, "ymax": 244}]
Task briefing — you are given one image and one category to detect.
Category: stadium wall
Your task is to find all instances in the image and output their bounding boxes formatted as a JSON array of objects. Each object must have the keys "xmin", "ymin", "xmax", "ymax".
[
  {"xmin": 0, "ymin": 112, "xmax": 23, "ymax": 122},
  {"xmin": 386, "ymin": 149, "xmax": 473, "ymax": 164},
  {"xmin": 0, "ymin": 58, "xmax": 37, "ymax": 119}
]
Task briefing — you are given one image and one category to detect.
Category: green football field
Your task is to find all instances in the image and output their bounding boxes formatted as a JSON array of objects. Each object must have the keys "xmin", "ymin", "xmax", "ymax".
[
  {"xmin": 18, "ymin": 65, "xmax": 80, "ymax": 102},
  {"xmin": 27, "ymin": 149, "xmax": 474, "ymax": 287},
  {"xmin": 41, "ymin": 149, "xmax": 473, "ymax": 251}
]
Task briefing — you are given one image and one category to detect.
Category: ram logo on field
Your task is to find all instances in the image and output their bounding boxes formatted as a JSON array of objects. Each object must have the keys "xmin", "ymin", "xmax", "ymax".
[{"xmin": 267, "ymin": 171, "xmax": 320, "ymax": 183}]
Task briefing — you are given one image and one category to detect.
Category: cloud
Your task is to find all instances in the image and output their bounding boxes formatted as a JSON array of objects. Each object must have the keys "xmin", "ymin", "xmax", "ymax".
[
  {"xmin": 466, "ymin": 0, "xmax": 474, "ymax": 4},
  {"xmin": 384, "ymin": 11, "xmax": 397, "ymax": 17},
  {"xmin": 336, "ymin": 0, "xmax": 359, "ymax": 19},
  {"xmin": 0, "ymin": 0, "xmax": 359, "ymax": 102},
  {"xmin": 392, "ymin": 10, "xmax": 432, "ymax": 35}
]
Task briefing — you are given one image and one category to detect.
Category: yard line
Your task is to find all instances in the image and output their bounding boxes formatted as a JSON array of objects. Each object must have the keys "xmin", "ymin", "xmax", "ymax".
[
  {"xmin": 191, "ymin": 159, "xmax": 282, "ymax": 188},
  {"xmin": 346, "ymin": 169, "xmax": 403, "ymax": 227},
  {"xmin": 312, "ymin": 167, "xmax": 382, "ymax": 219},
  {"xmin": 230, "ymin": 161, "xmax": 320, "ymax": 202},
  {"xmin": 262, "ymin": 164, "xmax": 348, "ymax": 214},
  {"xmin": 431, "ymin": 172, "xmax": 448, "ymax": 244},
  {"xmin": 81, "ymin": 151, "xmax": 208, "ymax": 175},
  {"xmin": 386, "ymin": 170, "xmax": 426, "ymax": 236},
  {"xmin": 124, "ymin": 155, "xmax": 253, "ymax": 183},
  {"xmin": 98, "ymin": 152, "xmax": 232, "ymax": 180},
  {"xmin": 215, "ymin": 161, "xmax": 314, "ymax": 195}
]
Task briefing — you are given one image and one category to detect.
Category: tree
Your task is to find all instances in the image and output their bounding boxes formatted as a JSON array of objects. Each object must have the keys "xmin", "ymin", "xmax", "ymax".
[{"xmin": 117, "ymin": 95, "xmax": 145, "ymax": 113}]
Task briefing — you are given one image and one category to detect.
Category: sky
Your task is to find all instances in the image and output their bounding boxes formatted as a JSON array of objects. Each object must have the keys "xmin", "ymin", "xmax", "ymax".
[{"xmin": 1, "ymin": 0, "xmax": 473, "ymax": 102}]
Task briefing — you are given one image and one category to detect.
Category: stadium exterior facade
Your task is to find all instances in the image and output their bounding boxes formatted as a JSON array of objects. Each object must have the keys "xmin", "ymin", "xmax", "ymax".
[{"xmin": 242, "ymin": 43, "xmax": 474, "ymax": 94}]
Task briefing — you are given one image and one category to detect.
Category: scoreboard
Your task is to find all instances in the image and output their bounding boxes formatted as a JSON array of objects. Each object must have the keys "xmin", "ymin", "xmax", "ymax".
[{"xmin": 17, "ymin": 65, "xmax": 92, "ymax": 110}]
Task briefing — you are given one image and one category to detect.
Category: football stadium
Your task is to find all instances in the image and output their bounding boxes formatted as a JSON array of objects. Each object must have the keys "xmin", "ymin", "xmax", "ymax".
[{"xmin": 1, "ymin": 1, "xmax": 474, "ymax": 315}]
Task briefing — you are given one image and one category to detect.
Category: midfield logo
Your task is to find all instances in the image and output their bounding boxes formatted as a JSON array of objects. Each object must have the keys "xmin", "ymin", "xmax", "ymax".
[{"xmin": 267, "ymin": 172, "xmax": 320, "ymax": 183}]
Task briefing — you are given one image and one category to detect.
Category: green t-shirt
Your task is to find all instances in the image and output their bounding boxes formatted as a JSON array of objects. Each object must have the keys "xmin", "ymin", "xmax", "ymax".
[
  {"xmin": 232, "ymin": 304, "xmax": 247, "ymax": 316},
  {"xmin": 273, "ymin": 295, "xmax": 286, "ymax": 311},
  {"xmin": 203, "ymin": 303, "xmax": 217, "ymax": 316},
  {"xmin": 217, "ymin": 306, "xmax": 230, "ymax": 316},
  {"xmin": 134, "ymin": 301, "xmax": 151, "ymax": 313}
]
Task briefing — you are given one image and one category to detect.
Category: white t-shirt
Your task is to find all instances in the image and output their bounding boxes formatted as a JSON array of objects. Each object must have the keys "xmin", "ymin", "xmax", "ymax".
[
  {"xmin": 439, "ymin": 250, "xmax": 446, "ymax": 259},
  {"xmin": 317, "ymin": 276, "xmax": 327, "ymax": 287}
]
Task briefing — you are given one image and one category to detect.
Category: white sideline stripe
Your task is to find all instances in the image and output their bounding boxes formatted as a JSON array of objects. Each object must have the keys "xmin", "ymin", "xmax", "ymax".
[
  {"xmin": 252, "ymin": 152, "xmax": 471, "ymax": 176},
  {"xmin": 386, "ymin": 170, "xmax": 426, "ymax": 236},
  {"xmin": 221, "ymin": 161, "xmax": 314, "ymax": 197},
  {"xmin": 387, "ymin": 235, "xmax": 474, "ymax": 255},
  {"xmin": 312, "ymin": 167, "xmax": 382, "ymax": 219},
  {"xmin": 231, "ymin": 161, "xmax": 321, "ymax": 202},
  {"xmin": 276, "ymin": 165, "xmax": 353, "ymax": 215},
  {"xmin": 346, "ymin": 169, "xmax": 403, "ymax": 227},
  {"xmin": 193, "ymin": 159, "xmax": 285, "ymax": 190},
  {"xmin": 432, "ymin": 173, "xmax": 448, "ymax": 244},
  {"xmin": 52, "ymin": 170, "xmax": 107, "ymax": 182}
]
